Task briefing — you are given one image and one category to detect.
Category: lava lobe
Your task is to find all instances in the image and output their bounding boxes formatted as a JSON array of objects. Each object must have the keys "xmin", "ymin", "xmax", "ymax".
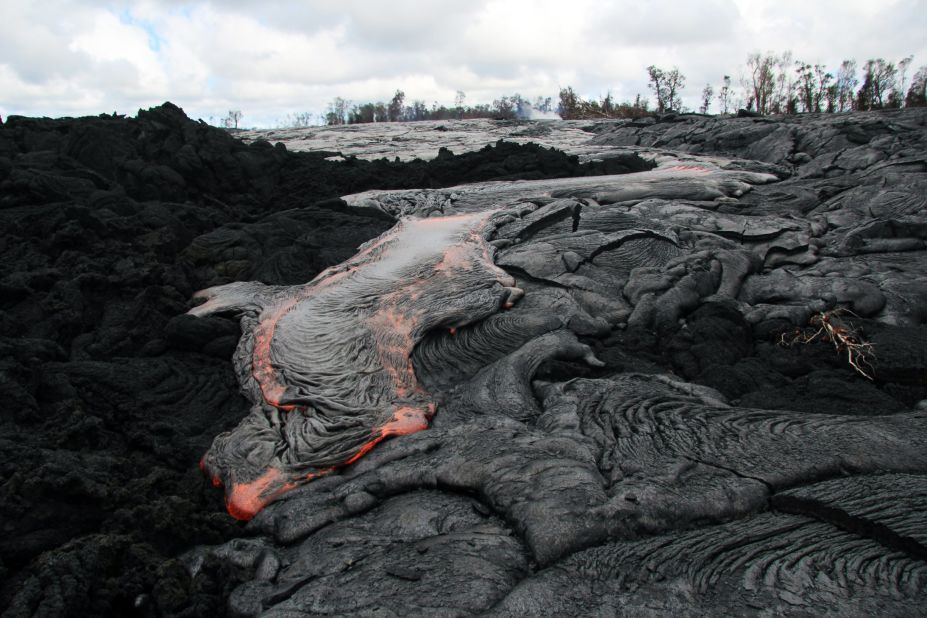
[{"xmin": 190, "ymin": 211, "xmax": 522, "ymax": 519}]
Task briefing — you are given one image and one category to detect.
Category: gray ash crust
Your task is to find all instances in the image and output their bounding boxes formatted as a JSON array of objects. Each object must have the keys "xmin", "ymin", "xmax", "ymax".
[{"xmin": 2, "ymin": 104, "xmax": 927, "ymax": 616}]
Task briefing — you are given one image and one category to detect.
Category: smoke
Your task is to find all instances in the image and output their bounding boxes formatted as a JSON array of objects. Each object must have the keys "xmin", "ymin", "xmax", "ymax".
[{"xmin": 516, "ymin": 101, "xmax": 561, "ymax": 121}]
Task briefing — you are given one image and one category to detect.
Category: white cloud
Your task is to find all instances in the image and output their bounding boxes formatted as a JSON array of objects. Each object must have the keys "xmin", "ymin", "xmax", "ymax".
[
  {"xmin": 592, "ymin": 0, "xmax": 738, "ymax": 47},
  {"xmin": 69, "ymin": 11, "xmax": 168, "ymax": 96},
  {"xmin": 0, "ymin": 0, "xmax": 925, "ymax": 126}
]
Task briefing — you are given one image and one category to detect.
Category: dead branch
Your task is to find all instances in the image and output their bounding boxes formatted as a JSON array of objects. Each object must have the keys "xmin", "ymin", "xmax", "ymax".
[{"xmin": 779, "ymin": 309, "xmax": 876, "ymax": 380}]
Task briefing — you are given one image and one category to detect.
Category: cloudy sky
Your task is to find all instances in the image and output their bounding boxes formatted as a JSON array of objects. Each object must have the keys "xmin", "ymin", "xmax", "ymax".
[{"xmin": 2, "ymin": 0, "xmax": 925, "ymax": 127}]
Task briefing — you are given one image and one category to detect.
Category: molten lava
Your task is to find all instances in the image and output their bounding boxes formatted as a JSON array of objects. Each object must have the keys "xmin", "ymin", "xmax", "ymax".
[{"xmin": 190, "ymin": 211, "xmax": 522, "ymax": 519}]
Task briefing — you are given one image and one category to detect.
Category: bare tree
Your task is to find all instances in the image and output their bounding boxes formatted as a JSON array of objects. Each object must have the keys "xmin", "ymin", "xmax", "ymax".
[
  {"xmin": 699, "ymin": 84, "xmax": 713, "ymax": 114},
  {"xmin": 664, "ymin": 68, "xmax": 685, "ymax": 111},
  {"xmin": 796, "ymin": 62, "xmax": 814, "ymax": 112},
  {"xmin": 745, "ymin": 52, "xmax": 777, "ymax": 114},
  {"xmin": 771, "ymin": 51, "xmax": 795, "ymax": 114},
  {"xmin": 285, "ymin": 111, "xmax": 314, "ymax": 128},
  {"xmin": 857, "ymin": 59, "xmax": 897, "ymax": 110},
  {"xmin": 534, "ymin": 96, "xmax": 553, "ymax": 113},
  {"xmin": 834, "ymin": 60, "xmax": 858, "ymax": 112},
  {"xmin": 814, "ymin": 64, "xmax": 833, "ymax": 112},
  {"xmin": 224, "ymin": 110, "xmax": 243, "ymax": 129},
  {"xmin": 325, "ymin": 98, "xmax": 350, "ymax": 125},
  {"xmin": 906, "ymin": 66, "xmax": 927, "ymax": 107},
  {"xmin": 716, "ymin": 75, "xmax": 732, "ymax": 114},
  {"xmin": 898, "ymin": 55, "xmax": 914, "ymax": 102}
]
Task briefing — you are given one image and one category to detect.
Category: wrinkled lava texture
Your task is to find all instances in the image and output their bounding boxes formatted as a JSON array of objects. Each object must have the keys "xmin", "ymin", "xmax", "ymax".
[
  {"xmin": 191, "ymin": 211, "xmax": 523, "ymax": 520},
  {"xmin": 3, "ymin": 104, "xmax": 927, "ymax": 617}
]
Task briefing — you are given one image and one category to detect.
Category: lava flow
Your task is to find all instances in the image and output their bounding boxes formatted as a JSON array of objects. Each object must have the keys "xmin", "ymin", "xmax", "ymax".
[{"xmin": 190, "ymin": 211, "xmax": 522, "ymax": 519}]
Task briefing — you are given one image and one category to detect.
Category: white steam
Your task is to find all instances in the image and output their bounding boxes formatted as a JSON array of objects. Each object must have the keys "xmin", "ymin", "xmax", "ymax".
[{"xmin": 516, "ymin": 102, "xmax": 561, "ymax": 120}]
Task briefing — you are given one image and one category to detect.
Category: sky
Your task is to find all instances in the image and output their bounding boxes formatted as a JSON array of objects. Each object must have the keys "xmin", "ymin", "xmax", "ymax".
[{"xmin": 2, "ymin": 0, "xmax": 926, "ymax": 128}]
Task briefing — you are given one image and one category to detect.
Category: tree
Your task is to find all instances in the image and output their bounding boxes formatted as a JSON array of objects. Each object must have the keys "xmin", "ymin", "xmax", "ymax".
[
  {"xmin": 825, "ymin": 84, "xmax": 837, "ymax": 113},
  {"xmin": 857, "ymin": 58, "xmax": 897, "ymax": 110},
  {"xmin": 795, "ymin": 61, "xmax": 832, "ymax": 112},
  {"xmin": 325, "ymin": 97, "xmax": 349, "ymax": 125},
  {"xmin": 601, "ymin": 92, "xmax": 614, "ymax": 116},
  {"xmin": 647, "ymin": 65, "xmax": 686, "ymax": 113},
  {"xmin": 387, "ymin": 90, "xmax": 405, "ymax": 122},
  {"xmin": 558, "ymin": 86, "xmax": 580, "ymax": 119},
  {"xmin": 348, "ymin": 102, "xmax": 376, "ymax": 124},
  {"xmin": 745, "ymin": 52, "xmax": 777, "ymax": 114},
  {"xmin": 409, "ymin": 100, "xmax": 427, "ymax": 121},
  {"xmin": 374, "ymin": 102, "xmax": 388, "ymax": 122},
  {"xmin": 511, "ymin": 93, "xmax": 529, "ymax": 118},
  {"xmin": 664, "ymin": 68, "xmax": 685, "ymax": 111},
  {"xmin": 699, "ymin": 84, "xmax": 713, "ymax": 114},
  {"xmin": 716, "ymin": 75, "xmax": 732, "ymax": 114},
  {"xmin": 285, "ymin": 111, "xmax": 314, "ymax": 128},
  {"xmin": 834, "ymin": 60, "xmax": 858, "ymax": 112},
  {"xmin": 491, "ymin": 96, "xmax": 516, "ymax": 119},
  {"xmin": 647, "ymin": 66, "xmax": 666, "ymax": 112},
  {"xmin": 814, "ymin": 64, "xmax": 833, "ymax": 112},
  {"xmin": 224, "ymin": 110, "xmax": 243, "ymax": 129},
  {"xmin": 771, "ymin": 51, "xmax": 795, "ymax": 114},
  {"xmin": 534, "ymin": 96, "xmax": 552, "ymax": 113},
  {"xmin": 906, "ymin": 66, "xmax": 927, "ymax": 107},
  {"xmin": 856, "ymin": 66, "xmax": 875, "ymax": 110},
  {"xmin": 898, "ymin": 55, "xmax": 914, "ymax": 101},
  {"xmin": 546, "ymin": 88, "xmax": 650, "ymax": 120}
]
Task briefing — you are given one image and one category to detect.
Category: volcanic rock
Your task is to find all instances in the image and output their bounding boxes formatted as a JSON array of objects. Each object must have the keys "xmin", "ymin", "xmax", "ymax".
[
  {"xmin": 0, "ymin": 103, "xmax": 632, "ymax": 616},
  {"xmin": 2, "ymin": 105, "xmax": 927, "ymax": 617}
]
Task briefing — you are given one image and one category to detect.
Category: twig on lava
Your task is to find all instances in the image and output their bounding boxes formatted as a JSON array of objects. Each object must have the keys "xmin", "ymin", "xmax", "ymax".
[{"xmin": 779, "ymin": 309, "xmax": 876, "ymax": 380}]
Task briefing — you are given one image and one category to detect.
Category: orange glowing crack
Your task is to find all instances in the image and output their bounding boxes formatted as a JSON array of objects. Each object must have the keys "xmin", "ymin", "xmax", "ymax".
[
  {"xmin": 343, "ymin": 405, "xmax": 433, "ymax": 466},
  {"xmin": 225, "ymin": 466, "xmax": 339, "ymax": 521},
  {"xmin": 664, "ymin": 164, "xmax": 711, "ymax": 173},
  {"xmin": 226, "ymin": 467, "xmax": 290, "ymax": 521},
  {"xmin": 251, "ymin": 297, "xmax": 302, "ymax": 410}
]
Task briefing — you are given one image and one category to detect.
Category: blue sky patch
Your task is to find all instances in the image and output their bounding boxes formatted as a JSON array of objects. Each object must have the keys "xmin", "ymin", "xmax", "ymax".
[{"xmin": 118, "ymin": 9, "xmax": 162, "ymax": 52}]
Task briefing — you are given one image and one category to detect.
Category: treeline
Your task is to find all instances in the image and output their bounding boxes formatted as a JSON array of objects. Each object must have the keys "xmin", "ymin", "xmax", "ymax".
[
  {"xmin": 554, "ymin": 89, "xmax": 650, "ymax": 120},
  {"xmin": 731, "ymin": 52, "xmax": 926, "ymax": 115},
  {"xmin": 316, "ymin": 88, "xmax": 651, "ymax": 126},
  {"xmin": 643, "ymin": 52, "xmax": 926, "ymax": 116},
  {"xmin": 283, "ymin": 51, "xmax": 927, "ymax": 128},
  {"xmin": 322, "ymin": 90, "xmax": 560, "ymax": 125}
]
